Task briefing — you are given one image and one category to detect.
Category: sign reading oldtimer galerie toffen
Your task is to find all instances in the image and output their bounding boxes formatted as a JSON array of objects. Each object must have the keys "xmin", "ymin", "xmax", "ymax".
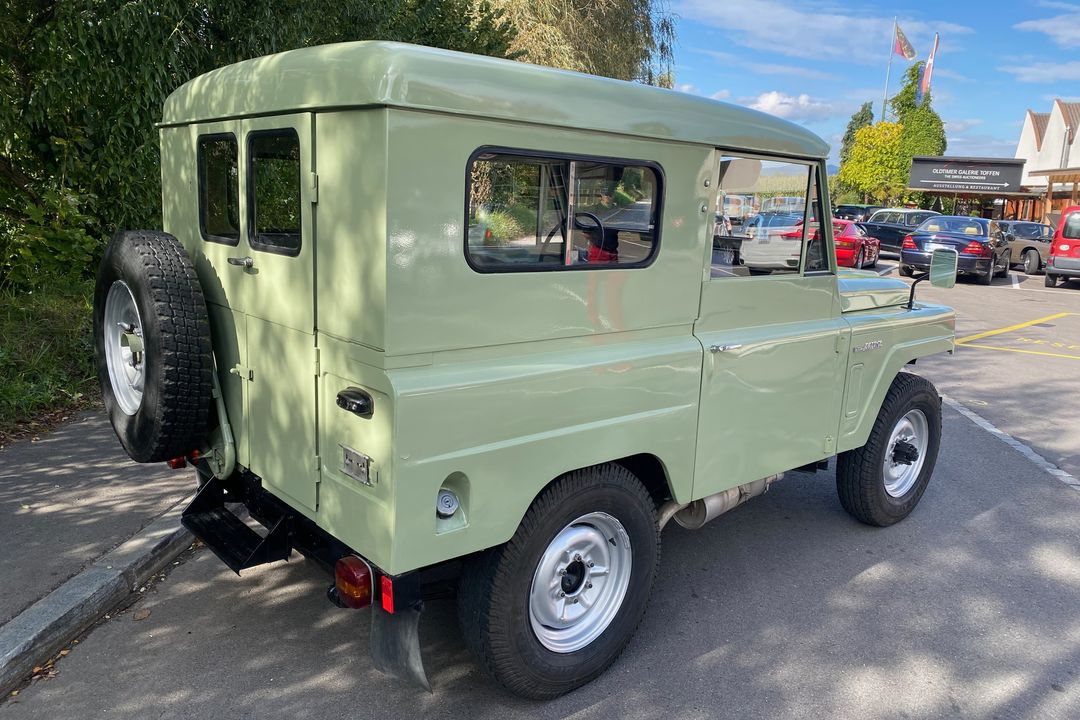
[{"xmin": 908, "ymin": 156, "xmax": 1026, "ymax": 194}]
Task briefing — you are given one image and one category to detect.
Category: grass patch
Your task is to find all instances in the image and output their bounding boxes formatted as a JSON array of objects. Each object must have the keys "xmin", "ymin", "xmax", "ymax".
[{"xmin": 0, "ymin": 281, "xmax": 97, "ymax": 442}]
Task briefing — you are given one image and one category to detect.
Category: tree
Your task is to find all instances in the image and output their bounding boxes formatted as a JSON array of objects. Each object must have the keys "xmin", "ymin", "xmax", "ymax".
[
  {"xmin": 840, "ymin": 102, "xmax": 874, "ymax": 168},
  {"xmin": 890, "ymin": 62, "xmax": 946, "ymax": 204},
  {"xmin": 495, "ymin": 0, "xmax": 675, "ymax": 84},
  {"xmin": 0, "ymin": 0, "xmax": 517, "ymax": 289},
  {"xmin": 837, "ymin": 122, "xmax": 909, "ymax": 204}
]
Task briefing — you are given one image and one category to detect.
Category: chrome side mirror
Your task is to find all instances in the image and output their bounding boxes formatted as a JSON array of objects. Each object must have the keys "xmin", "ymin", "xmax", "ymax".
[{"xmin": 929, "ymin": 248, "xmax": 958, "ymax": 289}]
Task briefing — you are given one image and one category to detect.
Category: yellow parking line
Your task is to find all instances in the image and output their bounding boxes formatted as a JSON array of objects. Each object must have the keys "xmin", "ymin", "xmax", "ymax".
[
  {"xmin": 956, "ymin": 312, "xmax": 1073, "ymax": 345},
  {"xmin": 960, "ymin": 343, "xmax": 1080, "ymax": 361}
]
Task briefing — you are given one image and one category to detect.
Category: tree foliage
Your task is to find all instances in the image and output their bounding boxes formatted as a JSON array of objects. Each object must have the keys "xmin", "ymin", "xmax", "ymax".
[
  {"xmin": 495, "ymin": 0, "xmax": 675, "ymax": 84},
  {"xmin": 0, "ymin": 0, "xmax": 517, "ymax": 289},
  {"xmin": 840, "ymin": 102, "xmax": 874, "ymax": 168},
  {"xmin": 837, "ymin": 122, "xmax": 908, "ymax": 204}
]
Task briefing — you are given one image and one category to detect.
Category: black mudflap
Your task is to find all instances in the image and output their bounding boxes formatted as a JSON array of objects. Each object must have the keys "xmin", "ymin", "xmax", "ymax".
[
  {"xmin": 371, "ymin": 604, "xmax": 431, "ymax": 692},
  {"xmin": 181, "ymin": 474, "xmax": 292, "ymax": 574}
]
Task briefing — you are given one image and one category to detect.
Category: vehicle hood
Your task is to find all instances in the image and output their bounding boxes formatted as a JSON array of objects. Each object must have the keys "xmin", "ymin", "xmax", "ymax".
[{"xmin": 838, "ymin": 270, "xmax": 909, "ymax": 312}]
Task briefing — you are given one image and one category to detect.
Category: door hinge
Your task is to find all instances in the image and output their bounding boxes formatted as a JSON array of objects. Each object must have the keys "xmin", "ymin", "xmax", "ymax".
[
  {"xmin": 313, "ymin": 346, "xmax": 321, "ymax": 376},
  {"xmin": 834, "ymin": 334, "xmax": 844, "ymax": 354},
  {"xmin": 229, "ymin": 363, "xmax": 253, "ymax": 382},
  {"xmin": 314, "ymin": 454, "xmax": 321, "ymax": 472},
  {"xmin": 310, "ymin": 172, "xmax": 319, "ymax": 204}
]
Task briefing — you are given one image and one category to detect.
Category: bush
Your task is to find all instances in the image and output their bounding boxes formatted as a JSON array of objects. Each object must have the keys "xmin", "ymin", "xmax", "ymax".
[
  {"xmin": 613, "ymin": 186, "xmax": 635, "ymax": 207},
  {"xmin": 503, "ymin": 204, "xmax": 537, "ymax": 233},
  {"xmin": 0, "ymin": 281, "xmax": 96, "ymax": 440},
  {"xmin": 477, "ymin": 209, "xmax": 524, "ymax": 245}
]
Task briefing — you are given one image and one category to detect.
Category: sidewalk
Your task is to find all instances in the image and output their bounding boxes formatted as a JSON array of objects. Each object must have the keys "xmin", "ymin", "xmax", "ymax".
[{"xmin": 0, "ymin": 411, "xmax": 193, "ymax": 626}]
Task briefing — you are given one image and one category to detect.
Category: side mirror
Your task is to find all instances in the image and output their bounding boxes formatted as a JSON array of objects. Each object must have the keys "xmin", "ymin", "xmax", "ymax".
[{"xmin": 929, "ymin": 248, "xmax": 958, "ymax": 289}]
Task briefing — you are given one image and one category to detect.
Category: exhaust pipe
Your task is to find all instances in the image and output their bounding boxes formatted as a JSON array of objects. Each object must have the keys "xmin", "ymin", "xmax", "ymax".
[{"xmin": 661, "ymin": 473, "xmax": 783, "ymax": 530}]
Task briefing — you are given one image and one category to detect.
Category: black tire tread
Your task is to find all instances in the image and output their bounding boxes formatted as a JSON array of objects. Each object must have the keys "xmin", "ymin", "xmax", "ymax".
[
  {"xmin": 457, "ymin": 464, "xmax": 659, "ymax": 699},
  {"xmin": 94, "ymin": 230, "xmax": 213, "ymax": 462},
  {"xmin": 835, "ymin": 372, "xmax": 940, "ymax": 526}
]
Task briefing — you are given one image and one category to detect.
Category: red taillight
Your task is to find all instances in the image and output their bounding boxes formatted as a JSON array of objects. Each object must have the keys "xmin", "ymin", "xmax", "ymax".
[
  {"xmin": 962, "ymin": 240, "xmax": 990, "ymax": 256},
  {"xmin": 335, "ymin": 556, "xmax": 373, "ymax": 609},
  {"xmin": 380, "ymin": 575, "xmax": 395, "ymax": 614},
  {"xmin": 902, "ymin": 235, "xmax": 916, "ymax": 249},
  {"xmin": 835, "ymin": 239, "xmax": 854, "ymax": 249},
  {"xmin": 167, "ymin": 456, "xmax": 187, "ymax": 469}
]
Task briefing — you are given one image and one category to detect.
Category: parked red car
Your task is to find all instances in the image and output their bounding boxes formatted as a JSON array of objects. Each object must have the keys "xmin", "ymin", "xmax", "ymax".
[
  {"xmin": 1046, "ymin": 205, "xmax": 1080, "ymax": 288},
  {"xmin": 832, "ymin": 219, "xmax": 880, "ymax": 269}
]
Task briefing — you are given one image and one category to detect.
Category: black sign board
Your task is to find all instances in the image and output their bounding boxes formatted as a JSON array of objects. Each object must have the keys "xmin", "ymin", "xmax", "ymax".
[{"xmin": 908, "ymin": 157, "xmax": 1025, "ymax": 193}]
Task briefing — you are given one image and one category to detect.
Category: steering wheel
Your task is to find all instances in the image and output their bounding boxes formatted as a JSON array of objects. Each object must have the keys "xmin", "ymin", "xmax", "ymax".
[
  {"xmin": 573, "ymin": 212, "xmax": 605, "ymax": 241},
  {"xmin": 538, "ymin": 220, "xmax": 566, "ymax": 263}
]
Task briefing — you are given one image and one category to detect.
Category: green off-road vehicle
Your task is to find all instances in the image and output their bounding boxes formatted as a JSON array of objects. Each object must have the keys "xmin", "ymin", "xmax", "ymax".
[{"xmin": 94, "ymin": 42, "xmax": 959, "ymax": 699}]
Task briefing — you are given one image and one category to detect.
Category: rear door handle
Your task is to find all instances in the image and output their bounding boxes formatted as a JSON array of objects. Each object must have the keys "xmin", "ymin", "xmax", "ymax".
[
  {"xmin": 709, "ymin": 344, "xmax": 742, "ymax": 353},
  {"xmin": 227, "ymin": 256, "xmax": 254, "ymax": 268}
]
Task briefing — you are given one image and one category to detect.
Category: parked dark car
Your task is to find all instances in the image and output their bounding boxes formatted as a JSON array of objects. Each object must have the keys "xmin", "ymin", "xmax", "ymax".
[
  {"xmin": 900, "ymin": 216, "xmax": 1010, "ymax": 285},
  {"xmin": 998, "ymin": 220, "xmax": 1054, "ymax": 275},
  {"xmin": 862, "ymin": 208, "xmax": 942, "ymax": 252},
  {"xmin": 834, "ymin": 204, "xmax": 884, "ymax": 221},
  {"xmin": 1045, "ymin": 205, "xmax": 1080, "ymax": 288}
]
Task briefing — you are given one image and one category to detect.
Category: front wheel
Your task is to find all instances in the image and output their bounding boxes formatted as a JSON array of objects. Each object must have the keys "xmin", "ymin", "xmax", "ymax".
[
  {"xmin": 457, "ymin": 465, "xmax": 659, "ymax": 699},
  {"xmin": 835, "ymin": 373, "xmax": 941, "ymax": 527},
  {"xmin": 1023, "ymin": 250, "xmax": 1041, "ymax": 275}
]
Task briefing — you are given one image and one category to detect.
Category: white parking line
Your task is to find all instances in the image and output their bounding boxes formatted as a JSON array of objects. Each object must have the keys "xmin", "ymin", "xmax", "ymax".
[
  {"xmin": 941, "ymin": 394, "xmax": 1080, "ymax": 493},
  {"xmin": 1010, "ymin": 272, "xmax": 1020, "ymax": 289},
  {"xmin": 877, "ymin": 266, "xmax": 895, "ymax": 277}
]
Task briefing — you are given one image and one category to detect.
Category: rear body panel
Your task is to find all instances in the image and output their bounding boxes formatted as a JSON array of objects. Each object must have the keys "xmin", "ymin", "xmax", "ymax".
[{"xmin": 1048, "ymin": 206, "xmax": 1080, "ymax": 278}]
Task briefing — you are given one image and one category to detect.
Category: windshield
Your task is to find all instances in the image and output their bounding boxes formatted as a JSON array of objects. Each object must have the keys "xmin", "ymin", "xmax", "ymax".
[
  {"xmin": 1064, "ymin": 212, "xmax": 1080, "ymax": 240},
  {"xmin": 918, "ymin": 217, "xmax": 986, "ymax": 236},
  {"xmin": 1009, "ymin": 223, "xmax": 1044, "ymax": 238}
]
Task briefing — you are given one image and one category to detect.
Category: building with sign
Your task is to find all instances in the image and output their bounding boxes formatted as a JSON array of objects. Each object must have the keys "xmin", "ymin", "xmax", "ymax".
[{"xmin": 1014, "ymin": 98, "xmax": 1079, "ymax": 224}]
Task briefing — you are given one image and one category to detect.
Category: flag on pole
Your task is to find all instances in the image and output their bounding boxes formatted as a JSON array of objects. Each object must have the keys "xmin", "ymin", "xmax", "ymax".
[
  {"xmin": 894, "ymin": 24, "xmax": 917, "ymax": 60},
  {"xmin": 916, "ymin": 33, "xmax": 939, "ymax": 106}
]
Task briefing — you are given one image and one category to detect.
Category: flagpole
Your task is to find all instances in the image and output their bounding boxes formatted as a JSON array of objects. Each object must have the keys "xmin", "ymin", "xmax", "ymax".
[{"xmin": 882, "ymin": 17, "xmax": 896, "ymax": 121}]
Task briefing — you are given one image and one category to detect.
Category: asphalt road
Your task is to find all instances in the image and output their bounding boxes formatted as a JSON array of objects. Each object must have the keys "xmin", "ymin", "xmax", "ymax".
[{"xmin": 4, "ymin": 261, "xmax": 1080, "ymax": 719}]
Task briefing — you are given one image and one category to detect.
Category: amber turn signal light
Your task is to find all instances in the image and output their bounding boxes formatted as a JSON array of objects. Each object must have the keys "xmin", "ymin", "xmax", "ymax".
[{"xmin": 335, "ymin": 556, "xmax": 373, "ymax": 609}]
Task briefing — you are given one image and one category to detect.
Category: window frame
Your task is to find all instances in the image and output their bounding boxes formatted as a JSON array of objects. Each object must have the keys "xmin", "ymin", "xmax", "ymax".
[
  {"xmin": 462, "ymin": 145, "xmax": 665, "ymax": 274},
  {"xmin": 196, "ymin": 132, "xmax": 241, "ymax": 247},
  {"xmin": 246, "ymin": 128, "xmax": 303, "ymax": 258}
]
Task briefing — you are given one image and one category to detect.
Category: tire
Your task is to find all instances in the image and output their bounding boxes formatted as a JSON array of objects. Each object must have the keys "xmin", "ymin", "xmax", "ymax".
[
  {"xmin": 1045, "ymin": 273, "xmax": 1056, "ymax": 288},
  {"xmin": 93, "ymin": 230, "xmax": 213, "ymax": 463},
  {"xmin": 979, "ymin": 259, "xmax": 993, "ymax": 285},
  {"xmin": 1023, "ymin": 250, "xmax": 1041, "ymax": 275},
  {"xmin": 854, "ymin": 248, "xmax": 865, "ymax": 270},
  {"xmin": 835, "ymin": 373, "xmax": 941, "ymax": 527},
  {"xmin": 995, "ymin": 252, "xmax": 1010, "ymax": 278},
  {"xmin": 457, "ymin": 464, "xmax": 660, "ymax": 699},
  {"xmin": 899, "ymin": 264, "xmax": 914, "ymax": 277}
]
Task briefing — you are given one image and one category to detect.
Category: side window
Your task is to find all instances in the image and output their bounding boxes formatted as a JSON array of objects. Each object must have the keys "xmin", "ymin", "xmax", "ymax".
[
  {"xmin": 197, "ymin": 135, "xmax": 239, "ymax": 245},
  {"xmin": 249, "ymin": 130, "xmax": 301, "ymax": 256},
  {"xmin": 803, "ymin": 170, "xmax": 829, "ymax": 272},
  {"xmin": 711, "ymin": 155, "xmax": 810, "ymax": 278},
  {"xmin": 465, "ymin": 150, "xmax": 661, "ymax": 271}
]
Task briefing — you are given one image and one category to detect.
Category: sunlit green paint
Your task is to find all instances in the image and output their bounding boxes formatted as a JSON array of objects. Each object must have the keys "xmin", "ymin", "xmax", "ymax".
[{"xmin": 158, "ymin": 42, "xmax": 955, "ymax": 575}]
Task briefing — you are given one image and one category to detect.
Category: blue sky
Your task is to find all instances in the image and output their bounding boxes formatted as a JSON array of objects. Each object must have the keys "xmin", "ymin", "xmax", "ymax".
[{"xmin": 670, "ymin": 0, "xmax": 1080, "ymax": 163}]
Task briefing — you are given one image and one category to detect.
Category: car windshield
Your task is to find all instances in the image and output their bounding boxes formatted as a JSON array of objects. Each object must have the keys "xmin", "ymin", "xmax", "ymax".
[
  {"xmin": 1009, "ymin": 223, "xmax": 1044, "ymax": 238},
  {"xmin": 1064, "ymin": 213, "xmax": 1080, "ymax": 239},
  {"xmin": 918, "ymin": 217, "xmax": 986, "ymax": 236}
]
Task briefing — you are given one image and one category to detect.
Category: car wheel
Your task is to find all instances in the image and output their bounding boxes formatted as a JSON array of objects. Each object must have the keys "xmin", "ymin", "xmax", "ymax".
[
  {"xmin": 835, "ymin": 373, "xmax": 941, "ymax": 527},
  {"xmin": 457, "ymin": 464, "xmax": 659, "ymax": 699},
  {"xmin": 93, "ymin": 230, "xmax": 213, "ymax": 462},
  {"xmin": 866, "ymin": 247, "xmax": 878, "ymax": 269},
  {"xmin": 979, "ymin": 259, "xmax": 993, "ymax": 285},
  {"xmin": 1045, "ymin": 273, "xmax": 1057, "ymax": 288},
  {"xmin": 1023, "ymin": 250, "xmax": 1041, "ymax": 275},
  {"xmin": 995, "ymin": 252, "xmax": 1010, "ymax": 278},
  {"xmin": 854, "ymin": 248, "xmax": 865, "ymax": 269},
  {"xmin": 899, "ymin": 264, "xmax": 914, "ymax": 277}
]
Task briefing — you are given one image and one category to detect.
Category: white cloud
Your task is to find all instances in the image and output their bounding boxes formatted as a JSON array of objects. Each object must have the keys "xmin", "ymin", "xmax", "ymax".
[
  {"xmin": 711, "ymin": 89, "xmax": 731, "ymax": 100},
  {"xmin": 1042, "ymin": 94, "xmax": 1080, "ymax": 102},
  {"xmin": 1015, "ymin": 10, "xmax": 1080, "ymax": 47},
  {"xmin": 934, "ymin": 68, "xmax": 970, "ymax": 82},
  {"xmin": 1000, "ymin": 60, "xmax": 1080, "ymax": 83},
  {"xmin": 696, "ymin": 49, "xmax": 837, "ymax": 81},
  {"xmin": 676, "ymin": 0, "xmax": 972, "ymax": 64},
  {"xmin": 746, "ymin": 91, "xmax": 837, "ymax": 121},
  {"xmin": 677, "ymin": 83, "xmax": 699, "ymax": 94},
  {"xmin": 944, "ymin": 134, "xmax": 1019, "ymax": 158},
  {"xmin": 945, "ymin": 118, "xmax": 984, "ymax": 134}
]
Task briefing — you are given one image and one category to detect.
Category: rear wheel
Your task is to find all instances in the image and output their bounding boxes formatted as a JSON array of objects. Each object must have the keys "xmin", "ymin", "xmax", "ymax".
[
  {"xmin": 457, "ymin": 464, "xmax": 659, "ymax": 699},
  {"xmin": 899, "ymin": 264, "xmax": 915, "ymax": 277},
  {"xmin": 1045, "ymin": 273, "xmax": 1057, "ymax": 288},
  {"xmin": 836, "ymin": 373, "xmax": 941, "ymax": 526},
  {"xmin": 979, "ymin": 259, "xmax": 993, "ymax": 285},
  {"xmin": 1023, "ymin": 250, "xmax": 1041, "ymax": 275},
  {"xmin": 995, "ymin": 252, "xmax": 1010, "ymax": 278},
  {"xmin": 854, "ymin": 248, "xmax": 865, "ymax": 269}
]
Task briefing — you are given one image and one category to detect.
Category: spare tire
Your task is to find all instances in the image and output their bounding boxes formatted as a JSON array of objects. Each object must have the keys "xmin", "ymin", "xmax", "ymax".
[{"xmin": 93, "ymin": 230, "xmax": 213, "ymax": 463}]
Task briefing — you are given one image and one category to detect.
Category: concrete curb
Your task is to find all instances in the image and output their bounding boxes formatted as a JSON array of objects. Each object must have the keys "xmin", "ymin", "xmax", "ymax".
[{"xmin": 0, "ymin": 495, "xmax": 194, "ymax": 697}]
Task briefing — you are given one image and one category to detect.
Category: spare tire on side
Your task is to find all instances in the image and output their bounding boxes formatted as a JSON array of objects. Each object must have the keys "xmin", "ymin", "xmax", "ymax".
[{"xmin": 93, "ymin": 230, "xmax": 213, "ymax": 463}]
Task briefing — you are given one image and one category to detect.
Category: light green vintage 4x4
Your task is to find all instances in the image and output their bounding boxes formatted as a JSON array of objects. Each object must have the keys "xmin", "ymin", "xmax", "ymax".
[{"xmin": 93, "ymin": 42, "xmax": 958, "ymax": 698}]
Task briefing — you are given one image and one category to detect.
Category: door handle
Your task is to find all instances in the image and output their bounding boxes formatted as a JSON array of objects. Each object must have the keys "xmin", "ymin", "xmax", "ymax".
[
  {"xmin": 709, "ymin": 344, "xmax": 742, "ymax": 353},
  {"xmin": 227, "ymin": 256, "xmax": 254, "ymax": 269}
]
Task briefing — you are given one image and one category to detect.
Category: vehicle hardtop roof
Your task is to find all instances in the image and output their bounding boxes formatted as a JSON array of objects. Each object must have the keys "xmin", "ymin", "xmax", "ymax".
[
  {"xmin": 872, "ymin": 207, "xmax": 940, "ymax": 215},
  {"xmin": 162, "ymin": 41, "xmax": 829, "ymax": 159}
]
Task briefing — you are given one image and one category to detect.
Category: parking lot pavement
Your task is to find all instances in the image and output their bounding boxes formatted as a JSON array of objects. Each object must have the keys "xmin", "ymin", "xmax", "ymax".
[
  {"xmin": 0, "ymin": 412, "xmax": 193, "ymax": 626},
  {"xmin": 4, "ymin": 403, "xmax": 1078, "ymax": 719}
]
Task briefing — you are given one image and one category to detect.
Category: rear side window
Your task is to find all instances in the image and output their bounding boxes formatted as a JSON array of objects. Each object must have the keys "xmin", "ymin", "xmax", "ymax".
[
  {"xmin": 197, "ymin": 135, "xmax": 239, "ymax": 245},
  {"xmin": 249, "ymin": 130, "xmax": 301, "ymax": 256},
  {"xmin": 465, "ymin": 150, "xmax": 661, "ymax": 272},
  {"xmin": 1064, "ymin": 212, "xmax": 1080, "ymax": 240}
]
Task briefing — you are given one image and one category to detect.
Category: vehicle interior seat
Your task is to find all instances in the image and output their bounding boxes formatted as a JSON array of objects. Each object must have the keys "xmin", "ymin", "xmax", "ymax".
[
  {"xmin": 963, "ymin": 226, "xmax": 979, "ymax": 235},
  {"xmin": 926, "ymin": 224, "xmax": 941, "ymax": 232}
]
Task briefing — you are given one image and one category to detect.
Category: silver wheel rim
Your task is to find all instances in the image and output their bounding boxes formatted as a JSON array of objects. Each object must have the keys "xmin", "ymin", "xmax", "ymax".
[
  {"xmin": 528, "ymin": 512, "xmax": 632, "ymax": 654},
  {"xmin": 883, "ymin": 409, "xmax": 928, "ymax": 498},
  {"xmin": 103, "ymin": 281, "xmax": 146, "ymax": 416}
]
